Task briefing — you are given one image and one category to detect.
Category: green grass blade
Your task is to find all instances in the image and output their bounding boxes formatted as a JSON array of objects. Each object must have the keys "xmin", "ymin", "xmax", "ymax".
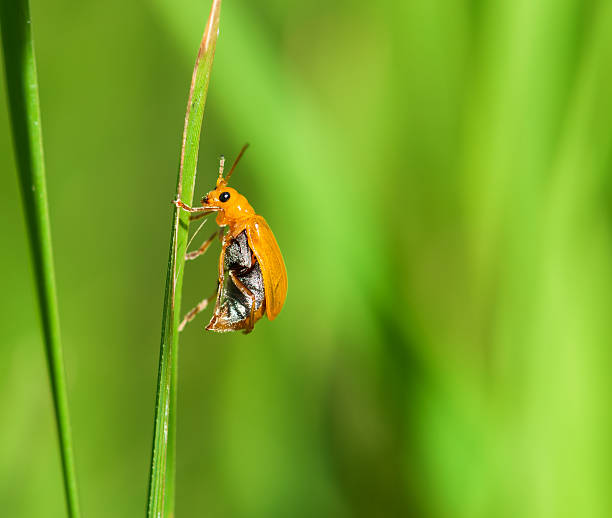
[
  {"xmin": 0, "ymin": 1, "xmax": 81, "ymax": 517},
  {"xmin": 146, "ymin": 1, "xmax": 221, "ymax": 517}
]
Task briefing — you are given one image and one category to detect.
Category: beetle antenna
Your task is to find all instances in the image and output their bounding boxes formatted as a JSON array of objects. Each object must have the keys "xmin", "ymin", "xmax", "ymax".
[
  {"xmin": 225, "ymin": 143, "xmax": 249, "ymax": 183},
  {"xmin": 217, "ymin": 155, "xmax": 226, "ymax": 185}
]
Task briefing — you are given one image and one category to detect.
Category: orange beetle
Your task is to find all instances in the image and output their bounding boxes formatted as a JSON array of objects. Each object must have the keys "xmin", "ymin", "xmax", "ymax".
[{"xmin": 173, "ymin": 145, "xmax": 287, "ymax": 333}]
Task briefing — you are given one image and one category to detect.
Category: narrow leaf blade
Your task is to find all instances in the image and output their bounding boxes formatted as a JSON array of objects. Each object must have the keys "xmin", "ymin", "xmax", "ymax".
[
  {"xmin": 0, "ymin": 0, "xmax": 81, "ymax": 516},
  {"xmin": 146, "ymin": 1, "xmax": 222, "ymax": 517}
]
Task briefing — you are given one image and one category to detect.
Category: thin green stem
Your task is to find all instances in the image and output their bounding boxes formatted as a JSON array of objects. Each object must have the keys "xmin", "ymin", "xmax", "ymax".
[
  {"xmin": 0, "ymin": 1, "xmax": 80, "ymax": 516},
  {"xmin": 146, "ymin": 1, "xmax": 222, "ymax": 517}
]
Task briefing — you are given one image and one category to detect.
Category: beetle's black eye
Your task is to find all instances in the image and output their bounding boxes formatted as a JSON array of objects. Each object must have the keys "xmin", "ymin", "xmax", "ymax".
[{"xmin": 219, "ymin": 191, "xmax": 230, "ymax": 202}]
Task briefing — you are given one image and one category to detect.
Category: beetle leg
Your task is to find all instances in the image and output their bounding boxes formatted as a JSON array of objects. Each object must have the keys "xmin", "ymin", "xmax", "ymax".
[
  {"xmin": 229, "ymin": 270, "xmax": 257, "ymax": 334},
  {"xmin": 172, "ymin": 199, "xmax": 219, "ymax": 215},
  {"xmin": 211, "ymin": 239, "xmax": 227, "ymax": 317},
  {"xmin": 178, "ymin": 290, "xmax": 216, "ymax": 332},
  {"xmin": 186, "ymin": 230, "xmax": 220, "ymax": 261}
]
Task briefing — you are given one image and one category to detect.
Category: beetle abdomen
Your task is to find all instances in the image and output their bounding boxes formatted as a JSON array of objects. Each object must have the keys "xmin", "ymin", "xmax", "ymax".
[{"xmin": 207, "ymin": 230, "xmax": 266, "ymax": 331}]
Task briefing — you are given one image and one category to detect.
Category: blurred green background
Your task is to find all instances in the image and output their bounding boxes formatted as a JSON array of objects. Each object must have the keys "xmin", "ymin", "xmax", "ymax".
[{"xmin": 2, "ymin": 0, "xmax": 612, "ymax": 516}]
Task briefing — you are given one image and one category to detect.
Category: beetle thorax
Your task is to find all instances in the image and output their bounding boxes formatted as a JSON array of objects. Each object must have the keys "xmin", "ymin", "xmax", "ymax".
[{"xmin": 204, "ymin": 186, "xmax": 255, "ymax": 230}]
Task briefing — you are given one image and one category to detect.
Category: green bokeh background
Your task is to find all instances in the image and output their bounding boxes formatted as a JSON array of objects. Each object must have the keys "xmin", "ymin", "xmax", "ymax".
[{"xmin": 2, "ymin": 1, "xmax": 612, "ymax": 517}]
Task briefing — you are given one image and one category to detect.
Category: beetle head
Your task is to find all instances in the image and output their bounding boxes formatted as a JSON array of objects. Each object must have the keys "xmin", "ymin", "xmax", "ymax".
[{"xmin": 200, "ymin": 144, "xmax": 254, "ymax": 227}]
